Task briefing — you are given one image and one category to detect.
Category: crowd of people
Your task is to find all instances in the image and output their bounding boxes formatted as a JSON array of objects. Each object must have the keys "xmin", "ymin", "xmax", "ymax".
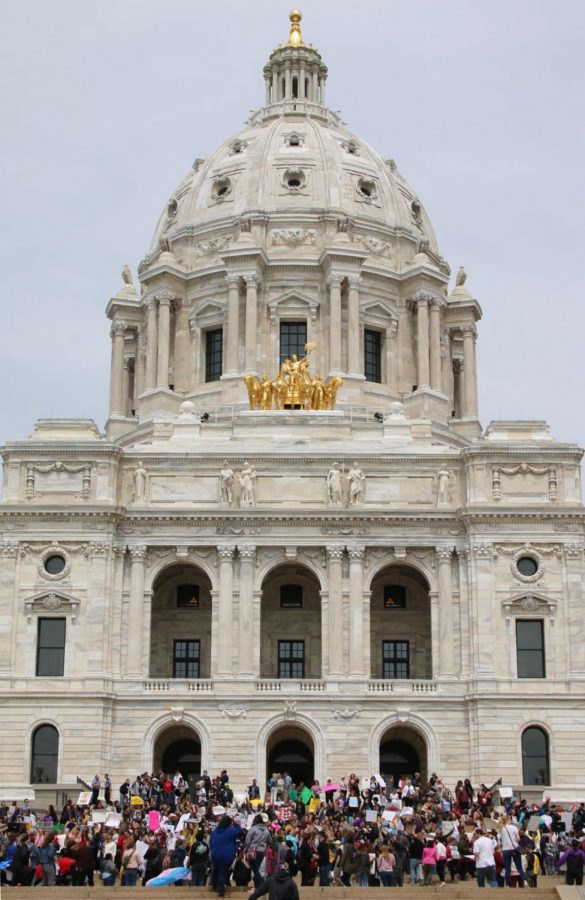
[{"xmin": 2, "ymin": 768, "xmax": 585, "ymax": 890}]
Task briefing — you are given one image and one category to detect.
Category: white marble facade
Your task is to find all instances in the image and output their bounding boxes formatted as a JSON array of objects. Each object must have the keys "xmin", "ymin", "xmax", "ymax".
[{"xmin": 1, "ymin": 14, "xmax": 584, "ymax": 801}]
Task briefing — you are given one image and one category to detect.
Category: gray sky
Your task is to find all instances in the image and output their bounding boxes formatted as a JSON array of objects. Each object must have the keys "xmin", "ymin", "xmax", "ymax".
[{"xmin": 1, "ymin": 0, "xmax": 584, "ymax": 449}]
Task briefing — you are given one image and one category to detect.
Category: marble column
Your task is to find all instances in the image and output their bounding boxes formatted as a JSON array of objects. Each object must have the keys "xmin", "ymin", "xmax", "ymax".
[
  {"xmin": 462, "ymin": 324, "xmax": 478, "ymax": 417},
  {"xmin": 429, "ymin": 299, "xmax": 443, "ymax": 392},
  {"xmin": 225, "ymin": 275, "xmax": 240, "ymax": 375},
  {"xmin": 285, "ymin": 64, "xmax": 291, "ymax": 99},
  {"xmin": 145, "ymin": 297, "xmax": 158, "ymax": 390},
  {"xmin": 264, "ymin": 75, "xmax": 271, "ymax": 106},
  {"xmin": 436, "ymin": 547, "xmax": 455, "ymax": 676},
  {"xmin": 348, "ymin": 545, "xmax": 365, "ymax": 676},
  {"xmin": 238, "ymin": 545, "xmax": 256, "ymax": 676},
  {"xmin": 216, "ymin": 545, "xmax": 235, "ymax": 675},
  {"xmin": 347, "ymin": 275, "xmax": 361, "ymax": 376},
  {"xmin": 416, "ymin": 294, "xmax": 430, "ymax": 389},
  {"xmin": 156, "ymin": 292, "xmax": 173, "ymax": 388},
  {"xmin": 299, "ymin": 62, "xmax": 306, "ymax": 98},
  {"xmin": 173, "ymin": 299, "xmax": 189, "ymax": 393},
  {"xmin": 109, "ymin": 319, "xmax": 126, "ymax": 415},
  {"xmin": 320, "ymin": 77, "xmax": 326, "ymax": 105},
  {"xmin": 121, "ymin": 359, "xmax": 131, "ymax": 416},
  {"xmin": 127, "ymin": 545, "xmax": 147, "ymax": 676},
  {"xmin": 135, "ymin": 328, "xmax": 146, "ymax": 399},
  {"xmin": 326, "ymin": 545, "xmax": 344, "ymax": 676},
  {"xmin": 244, "ymin": 275, "xmax": 259, "ymax": 374},
  {"xmin": 328, "ymin": 275, "xmax": 343, "ymax": 375}
]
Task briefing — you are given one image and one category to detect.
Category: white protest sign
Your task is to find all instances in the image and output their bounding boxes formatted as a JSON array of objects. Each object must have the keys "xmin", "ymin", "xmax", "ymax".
[
  {"xmin": 499, "ymin": 787, "xmax": 513, "ymax": 799},
  {"xmin": 373, "ymin": 774, "xmax": 386, "ymax": 788},
  {"xmin": 365, "ymin": 810, "xmax": 377, "ymax": 823},
  {"xmin": 135, "ymin": 840, "xmax": 148, "ymax": 863},
  {"xmin": 175, "ymin": 813, "xmax": 190, "ymax": 833}
]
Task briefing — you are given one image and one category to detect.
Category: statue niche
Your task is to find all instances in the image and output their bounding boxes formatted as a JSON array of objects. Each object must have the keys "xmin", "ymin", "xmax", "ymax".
[{"xmin": 243, "ymin": 343, "xmax": 342, "ymax": 410}]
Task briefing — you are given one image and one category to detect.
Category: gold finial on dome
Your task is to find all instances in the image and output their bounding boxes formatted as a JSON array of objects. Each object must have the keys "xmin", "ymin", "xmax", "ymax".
[{"xmin": 288, "ymin": 9, "xmax": 304, "ymax": 47}]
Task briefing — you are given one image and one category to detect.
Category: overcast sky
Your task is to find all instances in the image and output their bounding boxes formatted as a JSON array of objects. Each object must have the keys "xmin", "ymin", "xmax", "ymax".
[{"xmin": 1, "ymin": 0, "xmax": 584, "ymax": 450}]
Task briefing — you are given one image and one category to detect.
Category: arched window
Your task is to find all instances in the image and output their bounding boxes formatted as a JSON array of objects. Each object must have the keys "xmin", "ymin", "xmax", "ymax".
[
  {"xmin": 31, "ymin": 724, "xmax": 59, "ymax": 784},
  {"xmin": 521, "ymin": 726, "xmax": 550, "ymax": 785}
]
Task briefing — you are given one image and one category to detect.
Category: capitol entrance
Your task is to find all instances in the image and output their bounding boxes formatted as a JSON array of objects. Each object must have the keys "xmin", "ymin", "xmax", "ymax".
[
  {"xmin": 379, "ymin": 726, "xmax": 427, "ymax": 789},
  {"xmin": 154, "ymin": 725, "xmax": 202, "ymax": 779},
  {"xmin": 267, "ymin": 725, "xmax": 314, "ymax": 787}
]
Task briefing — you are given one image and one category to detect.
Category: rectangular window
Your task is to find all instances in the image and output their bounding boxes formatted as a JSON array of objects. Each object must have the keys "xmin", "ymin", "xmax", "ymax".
[
  {"xmin": 383, "ymin": 585, "xmax": 406, "ymax": 609},
  {"xmin": 364, "ymin": 329, "xmax": 382, "ymax": 383},
  {"xmin": 205, "ymin": 328, "xmax": 223, "ymax": 382},
  {"xmin": 280, "ymin": 321, "xmax": 307, "ymax": 366},
  {"xmin": 280, "ymin": 585, "xmax": 303, "ymax": 608},
  {"xmin": 177, "ymin": 585, "xmax": 200, "ymax": 608},
  {"xmin": 173, "ymin": 639, "xmax": 200, "ymax": 678},
  {"xmin": 382, "ymin": 640, "xmax": 409, "ymax": 679},
  {"xmin": 36, "ymin": 618, "xmax": 65, "ymax": 676},
  {"xmin": 516, "ymin": 620, "xmax": 545, "ymax": 678},
  {"xmin": 278, "ymin": 640, "xmax": 305, "ymax": 679}
]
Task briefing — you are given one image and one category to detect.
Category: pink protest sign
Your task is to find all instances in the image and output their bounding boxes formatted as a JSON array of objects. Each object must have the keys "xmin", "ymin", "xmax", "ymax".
[{"xmin": 148, "ymin": 810, "xmax": 160, "ymax": 831}]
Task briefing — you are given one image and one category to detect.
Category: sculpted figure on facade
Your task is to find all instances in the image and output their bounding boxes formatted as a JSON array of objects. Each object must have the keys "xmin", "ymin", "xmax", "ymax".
[
  {"xmin": 219, "ymin": 460, "xmax": 235, "ymax": 506},
  {"xmin": 327, "ymin": 463, "xmax": 343, "ymax": 505},
  {"xmin": 347, "ymin": 463, "xmax": 366, "ymax": 506},
  {"xmin": 132, "ymin": 463, "xmax": 148, "ymax": 503},
  {"xmin": 238, "ymin": 462, "xmax": 257, "ymax": 507},
  {"xmin": 436, "ymin": 467, "xmax": 453, "ymax": 506}
]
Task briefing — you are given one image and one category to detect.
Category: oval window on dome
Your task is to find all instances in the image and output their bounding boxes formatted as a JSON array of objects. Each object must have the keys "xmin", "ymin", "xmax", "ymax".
[
  {"xmin": 211, "ymin": 177, "xmax": 233, "ymax": 201},
  {"xmin": 357, "ymin": 178, "xmax": 376, "ymax": 201},
  {"xmin": 283, "ymin": 169, "xmax": 306, "ymax": 192}
]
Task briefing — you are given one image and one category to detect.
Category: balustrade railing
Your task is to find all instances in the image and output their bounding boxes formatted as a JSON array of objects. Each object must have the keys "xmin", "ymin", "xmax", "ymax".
[
  {"xmin": 367, "ymin": 680, "xmax": 438, "ymax": 693},
  {"xmin": 143, "ymin": 679, "xmax": 213, "ymax": 693},
  {"xmin": 256, "ymin": 679, "xmax": 326, "ymax": 693}
]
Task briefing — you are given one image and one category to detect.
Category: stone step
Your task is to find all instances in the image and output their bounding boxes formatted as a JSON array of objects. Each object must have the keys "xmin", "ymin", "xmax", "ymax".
[{"xmin": 7, "ymin": 886, "xmax": 562, "ymax": 899}]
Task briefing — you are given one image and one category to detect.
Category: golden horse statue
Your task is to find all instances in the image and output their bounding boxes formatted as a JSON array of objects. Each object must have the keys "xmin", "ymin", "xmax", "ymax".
[{"xmin": 242, "ymin": 344, "xmax": 343, "ymax": 411}]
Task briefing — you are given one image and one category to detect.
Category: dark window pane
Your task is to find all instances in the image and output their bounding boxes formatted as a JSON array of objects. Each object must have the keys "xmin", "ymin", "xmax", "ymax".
[
  {"xmin": 278, "ymin": 639, "xmax": 305, "ymax": 679},
  {"xmin": 382, "ymin": 640, "xmax": 410, "ymax": 679},
  {"xmin": 280, "ymin": 321, "xmax": 307, "ymax": 366},
  {"xmin": 177, "ymin": 584, "xmax": 200, "ymax": 608},
  {"xmin": 37, "ymin": 618, "xmax": 65, "ymax": 676},
  {"xmin": 44, "ymin": 555, "xmax": 65, "ymax": 575},
  {"xmin": 280, "ymin": 585, "xmax": 303, "ymax": 608},
  {"xmin": 364, "ymin": 329, "xmax": 382, "ymax": 383},
  {"xmin": 205, "ymin": 329, "xmax": 223, "ymax": 382},
  {"xmin": 384, "ymin": 585, "xmax": 406, "ymax": 609},
  {"xmin": 31, "ymin": 725, "xmax": 58, "ymax": 783},
  {"xmin": 173, "ymin": 639, "xmax": 200, "ymax": 678},
  {"xmin": 516, "ymin": 621, "xmax": 545, "ymax": 677},
  {"xmin": 517, "ymin": 556, "xmax": 538, "ymax": 577},
  {"xmin": 522, "ymin": 727, "xmax": 549, "ymax": 785}
]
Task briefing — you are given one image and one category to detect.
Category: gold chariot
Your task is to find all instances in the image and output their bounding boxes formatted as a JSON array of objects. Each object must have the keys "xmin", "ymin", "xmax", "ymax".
[{"xmin": 243, "ymin": 343, "xmax": 342, "ymax": 411}]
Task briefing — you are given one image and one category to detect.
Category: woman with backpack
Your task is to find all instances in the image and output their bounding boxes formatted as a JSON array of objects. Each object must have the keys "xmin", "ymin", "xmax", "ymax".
[{"xmin": 244, "ymin": 814, "xmax": 273, "ymax": 888}]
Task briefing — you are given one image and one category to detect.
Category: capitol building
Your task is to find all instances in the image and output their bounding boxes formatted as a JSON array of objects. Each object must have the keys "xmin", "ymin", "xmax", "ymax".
[{"xmin": 2, "ymin": 12, "xmax": 584, "ymax": 803}]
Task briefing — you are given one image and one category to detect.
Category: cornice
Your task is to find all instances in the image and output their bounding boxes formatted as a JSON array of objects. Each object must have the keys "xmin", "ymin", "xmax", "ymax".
[
  {"xmin": 1, "ymin": 446, "xmax": 122, "ymax": 459},
  {"xmin": 461, "ymin": 446, "xmax": 583, "ymax": 462}
]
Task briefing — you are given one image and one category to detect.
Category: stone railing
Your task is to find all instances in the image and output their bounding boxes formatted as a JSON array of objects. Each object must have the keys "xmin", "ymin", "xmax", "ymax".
[
  {"xmin": 143, "ymin": 679, "xmax": 213, "ymax": 693},
  {"xmin": 256, "ymin": 679, "xmax": 326, "ymax": 693},
  {"xmin": 367, "ymin": 680, "xmax": 438, "ymax": 693}
]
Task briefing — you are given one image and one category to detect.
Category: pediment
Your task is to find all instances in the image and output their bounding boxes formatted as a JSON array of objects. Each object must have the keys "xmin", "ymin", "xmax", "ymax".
[
  {"xmin": 502, "ymin": 591, "xmax": 557, "ymax": 622},
  {"xmin": 25, "ymin": 590, "xmax": 80, "ymax": 623},
  {"xmin": 360, "ymin": 298, "xmax": 397, "ymax": 323},
  {"xmin": 191, "ymin": 298, "xmax": 227, "ymax": 321},
  {"xmin": 267, "ymin": 290, "xmax": 320, "ymax": 323}
]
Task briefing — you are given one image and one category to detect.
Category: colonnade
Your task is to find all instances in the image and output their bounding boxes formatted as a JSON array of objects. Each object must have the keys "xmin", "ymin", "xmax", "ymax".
[
  {"xmin": 264, "ymin": 62, "xmax": 327, "ymax": 106},
  {"xmin": 125, "ymin": 543, "xmax": 457, "ymax": 681}
]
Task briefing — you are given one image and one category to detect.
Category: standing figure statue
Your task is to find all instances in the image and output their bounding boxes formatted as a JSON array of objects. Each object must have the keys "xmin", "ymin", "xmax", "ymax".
[
  {"xmin": 310, "ymin": 373, "xmax": 326, "ymax": 410},
  {"xmin": 437, "ymin": 467, "xmax": 452, "ymax": 506},
  {"xmin": 133, "ymin": 463, "xmax": 148, "ymax": 503},
  {"xmin": 238, "ymin": 461, "xmax": 257, "ymax": 507},
  {"xmin": 258, "ymin": 374, "xmax": 273, "ymax": 410},
  {"xmin": 327, "ymin": 463, "xmax": 343, "ymax": 505},
  {"xmin": 219, "ymin": 460, "xmax": 235, "ymax": 505},
  {"xmin": 347, "ymin": 463, "xmax": 366, "ymax": 506}
]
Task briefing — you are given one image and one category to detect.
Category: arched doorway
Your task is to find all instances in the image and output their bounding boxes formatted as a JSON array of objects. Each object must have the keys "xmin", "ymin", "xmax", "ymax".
[
  {"xmin": 150, "ymin": 563, "xmax": 212, "ymax": 678},
  {"xmin": 369, "ymin": 564, "xmax": 432, "ymax": 680},
  {"xmin": 379, "ymin": 725, "xmax": 427, "ymax": 789},
  {"xmin": 154, "ymin": 725, "xmax": 201, "ymax": 779},
  {"xmin": 267, "ymin": 725, "xmax": 314, "ymax": 788},
  {"xmin": 260, "ymin": 563, "xmax": 321, "ymax": 679}
]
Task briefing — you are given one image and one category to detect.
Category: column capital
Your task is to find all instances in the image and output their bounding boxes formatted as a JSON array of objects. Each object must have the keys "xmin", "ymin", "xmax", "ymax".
[
  {"xmin": 217, "ymin": 544, "xmax": 236, "ymax": 561},
  {"xmin": 430, "ymin": 296, "xmax": 446, "ymax": 310},
  {"xmin": 462, "ymin": 323, "xmax": 477, "ymax": 339},
  {"xmin": 129, "ymin": 544, "xmax": 148, "ymax": 562},
  {"xmin": 155, "ymin": 289, "xmax": 174, "ymax": 307},
  {"xmin": 347, "ymin": 543, "xmax": 365, "ymax": 562},
  {"xmin": 238, "ymin": 544, "xmax": 257, "ymax": 561},
  {"xmin": 111, "ymin": 319, "xmax": 127, "ymax": 337},
  {"xmin": 347, "ymin": 274, "xmax": 361, "ymax": 288},
  {"xmin": 413, "ymin": 289, "xmax": 434, "ymax": 308},
  {"xmin": 226, "ymin": 274, "xmax": 241, "ymax": 288},
  {"xmin": 244, "ymin": 274, "xmax": 260, "ymax": 289},
  {"xmin": 327, "ymin": 273, "xmax": 343, "ymax": 289},
  {"xmin": 326, "ymin": 544, "xmax": 345, "ymax": 561},
  {"xmin": 436, "ymin": 546, "xmax": 454, "ymax": 563}
]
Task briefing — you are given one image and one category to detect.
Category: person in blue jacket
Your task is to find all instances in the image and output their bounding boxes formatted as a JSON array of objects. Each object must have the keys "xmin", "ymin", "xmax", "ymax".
[{"xmin": 210, "ymin": 815, "xmax": 242, "ymax": 897}]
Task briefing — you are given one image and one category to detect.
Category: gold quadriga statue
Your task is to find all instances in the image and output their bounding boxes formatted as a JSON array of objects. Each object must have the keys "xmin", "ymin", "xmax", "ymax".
[{"xmin": 243, "ymin": 343, "xmax": 342, "ymax": 411}]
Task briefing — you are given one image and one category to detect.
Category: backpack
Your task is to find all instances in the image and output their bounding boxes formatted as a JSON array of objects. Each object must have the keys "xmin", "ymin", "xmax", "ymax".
[
  {"xmin": 266, "ymin": 846, "xmax": 279, "ymax": 875},
  {"xmin": 566, "ymin": 852, "xmax": 584, "ymax": 876}
]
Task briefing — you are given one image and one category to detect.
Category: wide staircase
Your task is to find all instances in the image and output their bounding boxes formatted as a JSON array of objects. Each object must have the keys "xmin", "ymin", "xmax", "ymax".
[{"xmin": 6, "ymin": 885, "xmax": 567, "ymax": 899}]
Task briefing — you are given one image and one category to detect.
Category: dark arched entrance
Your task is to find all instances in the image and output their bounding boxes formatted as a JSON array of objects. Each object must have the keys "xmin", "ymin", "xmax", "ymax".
[
  {"xmin": 154, "ymin": 725, "xmax": 201, "ymax": 778},
  {"xmin": 267, "ymin": 726, "xmax": 314, "ymax": 788},
  {"xmin": 379, "ymin": 726, "xmax": 427, "ymax": 789}
]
